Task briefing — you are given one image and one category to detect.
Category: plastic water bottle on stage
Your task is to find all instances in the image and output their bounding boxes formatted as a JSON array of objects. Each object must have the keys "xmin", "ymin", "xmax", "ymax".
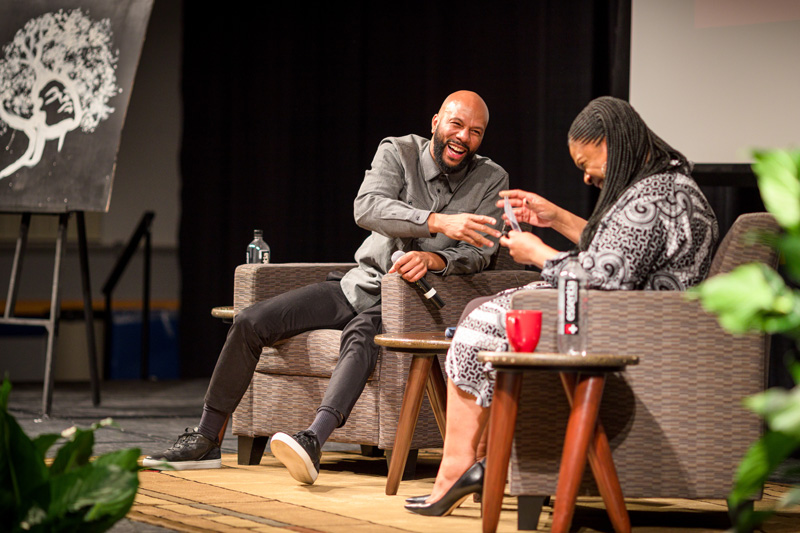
[
  {"xmin": 557, "ymin": 252, "xmax": 587, "ymax": 355},
  {"xmin": 246, "ymin": 229, "xmax": 271, "ymax": 264}
]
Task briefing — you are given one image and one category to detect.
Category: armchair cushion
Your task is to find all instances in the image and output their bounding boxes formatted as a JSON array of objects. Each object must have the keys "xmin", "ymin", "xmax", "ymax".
[{"xmin": 255, "ymin": 330, "xmax": 381, "ymax": 381}]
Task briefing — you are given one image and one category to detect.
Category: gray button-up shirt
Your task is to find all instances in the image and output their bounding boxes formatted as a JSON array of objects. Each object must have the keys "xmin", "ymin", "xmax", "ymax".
[{"xmin": 340, "ymin": 134, "xmax": 508, "ymax": 312}]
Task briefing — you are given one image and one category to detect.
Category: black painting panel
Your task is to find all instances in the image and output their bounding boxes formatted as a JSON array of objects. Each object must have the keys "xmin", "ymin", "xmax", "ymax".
[
  {"xmin": 0, "ymin": 0, "xmax": 152, "ymax": 213},
  {"xmin": 179, "ymin": 0, "xmax": 631, "ymax": 376}
]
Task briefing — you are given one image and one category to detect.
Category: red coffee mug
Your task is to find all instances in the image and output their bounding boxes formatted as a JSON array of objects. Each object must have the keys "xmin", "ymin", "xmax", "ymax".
[{"xmin": 506, "ymin": 310, "xmax": 543, "ymax": 352}]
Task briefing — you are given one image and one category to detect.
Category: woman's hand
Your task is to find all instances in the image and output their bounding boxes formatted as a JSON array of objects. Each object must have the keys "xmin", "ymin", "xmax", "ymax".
[
  {"xmin": 497, "ymin": 189, "xmax": 559, "ymax": 228},
  {"xmin": 499, "ymin": 230, "xmax": 559, "ymax": 268},
  {"xmin": 497, "ymin": 189, "xmax": 587, "ymax": 244}
]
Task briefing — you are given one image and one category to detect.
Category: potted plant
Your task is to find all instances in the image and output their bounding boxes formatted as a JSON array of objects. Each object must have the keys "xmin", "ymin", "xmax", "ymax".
[
  {"xmin": 689, "ymin": 149, "xmax": 800, "ymax": 531},
  {"xmin": 0, "ymin": 379, "xmax": 140, "ymax": 532}
]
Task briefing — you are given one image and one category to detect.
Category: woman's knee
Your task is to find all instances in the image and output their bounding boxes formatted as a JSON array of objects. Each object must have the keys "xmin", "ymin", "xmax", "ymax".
[{"xmin": 458, "ymin": 295, "xmax": 496, "ymax": 325}]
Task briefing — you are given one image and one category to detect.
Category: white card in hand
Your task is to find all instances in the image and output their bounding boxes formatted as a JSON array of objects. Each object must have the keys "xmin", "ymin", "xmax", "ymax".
[{"xmin": 504, "ymin": 196, "xmax": 522, "ymax": 232}]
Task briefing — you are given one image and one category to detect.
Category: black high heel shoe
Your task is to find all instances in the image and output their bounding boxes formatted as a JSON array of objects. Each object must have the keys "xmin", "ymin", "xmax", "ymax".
[
  {"xmin": 407, "ymin": 493, "xmax": 480, "ymax": 504},
  {"xmin": 404, "ymin": 459, "xmax": 485, "ymax": 516}
]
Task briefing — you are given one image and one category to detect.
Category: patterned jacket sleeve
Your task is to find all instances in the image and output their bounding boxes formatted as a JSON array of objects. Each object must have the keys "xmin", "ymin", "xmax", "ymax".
[{"xmin": 540, "ymin": 172, "xmax": 712, "ymax": 291}]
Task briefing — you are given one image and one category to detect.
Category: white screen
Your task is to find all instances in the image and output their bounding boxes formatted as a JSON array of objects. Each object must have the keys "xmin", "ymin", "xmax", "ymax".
[{"xmin": 630, "ymin": 0, "xmax": 800, "ymax": 163}]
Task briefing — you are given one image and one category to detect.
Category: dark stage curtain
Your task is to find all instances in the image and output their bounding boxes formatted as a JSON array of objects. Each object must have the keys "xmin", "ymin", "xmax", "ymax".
[{"xmin": 179, "ymin": 1, "xmax": 632, "ymax": 377}]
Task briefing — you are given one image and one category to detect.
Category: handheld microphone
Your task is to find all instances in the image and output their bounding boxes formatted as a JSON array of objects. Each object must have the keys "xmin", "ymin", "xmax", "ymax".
[{"xmin": 391, "ymin": 251, "xmax": 445, "ymax": 309}]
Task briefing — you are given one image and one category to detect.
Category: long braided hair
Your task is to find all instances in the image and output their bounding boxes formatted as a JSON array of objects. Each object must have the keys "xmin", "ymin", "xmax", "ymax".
[{"xmin": 568, "ymin": 96, "xmax": 690, "ymax": 250}]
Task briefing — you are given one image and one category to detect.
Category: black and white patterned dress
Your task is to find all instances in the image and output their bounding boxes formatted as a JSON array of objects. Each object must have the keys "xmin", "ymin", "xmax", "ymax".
[{"xmin": 446, "ymin": 169, "xmax": 719, "ymax": 407}]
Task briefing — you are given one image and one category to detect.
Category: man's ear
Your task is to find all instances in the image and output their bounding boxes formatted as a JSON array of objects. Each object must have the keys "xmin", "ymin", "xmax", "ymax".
[{"xmin": 431, "ymin": 113, "xmax": 439, "ymax": 134}]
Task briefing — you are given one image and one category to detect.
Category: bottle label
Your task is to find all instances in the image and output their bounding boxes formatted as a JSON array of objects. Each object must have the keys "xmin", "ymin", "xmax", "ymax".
[
  {"xmin": 260, "ymin": 251, "xmax": 270, "ymax": 264},
  {"xmin": 563, "ymin": 279, "xmax": 579, "ymax": 335}
]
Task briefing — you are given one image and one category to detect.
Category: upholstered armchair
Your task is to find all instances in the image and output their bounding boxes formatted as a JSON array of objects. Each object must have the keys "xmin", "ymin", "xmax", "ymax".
[
  {"xmin": 505, "ymin": 212, "xmax": 780, "ymax": 526},
  {"xmin": 231, "ymin": 250, "xmax": 539, "ymax": 468}
]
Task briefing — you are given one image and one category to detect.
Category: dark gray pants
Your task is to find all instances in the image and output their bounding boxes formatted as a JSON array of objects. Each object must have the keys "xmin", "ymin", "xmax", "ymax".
[{"xmin": 204, "ymin": 280, "xmax": 382, "ymax": 426}]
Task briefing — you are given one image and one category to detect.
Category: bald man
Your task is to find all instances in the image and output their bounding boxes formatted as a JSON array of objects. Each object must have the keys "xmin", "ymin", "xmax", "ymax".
[{"xmin": 144, "ymin": 91, "xmax": 509, "ymax": 484}]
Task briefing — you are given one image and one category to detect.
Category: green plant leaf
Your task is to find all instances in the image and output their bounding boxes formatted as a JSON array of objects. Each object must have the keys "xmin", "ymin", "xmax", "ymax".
[
  {"xmin": 32, "ymin": 433, "xmax": 61, "ymax": 461},
  {"xmin": 753, "ymin": 149, "xmax": 800, "ymax": 232},
  {"xmin": 776, "ymin": 234, "xmax": 800, "ymax": 282},
  {"xmin": 744, "ymin": 386, "xmax": 800, "ymax": 438},
  {"xmin": 45, "ymin": 463, "xmax": 139, "ymax": 530},
  {"xmin": 49, "ymin": 426, "xmax": 95, "ymax": 476},
  {"xmin": 0, "ymin": 379, "xmax": 49, "ymax": 532},
  {"xmin": 728, "ymin": 502, "xmax": 774, "ymax": 533},
  {"xmin": 92, "ymin": 447, "xmax": 142, "ymax": 472},
  {"xmin": 729, "ymin": 430, "xmax": 797, "ymax": 509},
  {"xmin": 688, "ymin": 263, "xmax": 800, "ymax": 334},
  {"xmin": 0, "ymin": 378, "xmax": 10, "ymax": 411},
  {"xmin": 0, "ymin": 411, "xmax": 48, "ymax": 503},
  {"xmin": 789, "ymin": 358, "xmax": 800, "ymax": 385},
  {"xmin": 0, "ymin": 489, "xmax": 18, "ymax": 532},
  {"xmin": 81, "ymin": 467, "xmax": 139, "ymax": 524}
]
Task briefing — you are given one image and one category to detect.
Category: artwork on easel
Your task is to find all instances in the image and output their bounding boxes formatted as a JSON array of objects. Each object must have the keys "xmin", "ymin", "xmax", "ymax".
[{"xmin": 0, "ymin": 0, "xmax": 152, "ymax": 213}]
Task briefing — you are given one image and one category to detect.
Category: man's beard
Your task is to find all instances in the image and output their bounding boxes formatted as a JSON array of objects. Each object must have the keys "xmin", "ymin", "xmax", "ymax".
[{"xmin": 432, "ymin": 128, "xmax": 475, "ymax": 174}]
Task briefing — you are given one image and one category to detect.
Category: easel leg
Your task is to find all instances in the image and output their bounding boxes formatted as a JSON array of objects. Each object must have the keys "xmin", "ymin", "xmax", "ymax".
[
  {"xmin": 42, "ymin": 214, "xmax": 69, "ymax": 416},
  {"xmin": 4, "ymin": 213, "xmax": 30, "ymax": 318},
  {"xmin": 77, "ymin": 212, "xmax": 101, "ymax": 406},
  {"xmin": 141, "ymin": 224, "xmax": 151, "ymax": 379}
]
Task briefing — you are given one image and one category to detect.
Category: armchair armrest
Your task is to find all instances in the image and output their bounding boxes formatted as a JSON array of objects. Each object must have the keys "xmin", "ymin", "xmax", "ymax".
[
  {"xmin": 512, "ymin": 288, "xmax": 768, "ymax": 395},
  {"xmin": 514, "ymin": 289, "xmax": 760, "ymax": 348},
  {"xmin": 234, "ymin": 263, "xmax": 357, "ymax": 313},
  {"xmin": 377, "ymin": 269, "xmax": 540, "ymax": 448},
  {"xmin": 381, "ymin": 270, "xmax": 541, "ymax": 333}
]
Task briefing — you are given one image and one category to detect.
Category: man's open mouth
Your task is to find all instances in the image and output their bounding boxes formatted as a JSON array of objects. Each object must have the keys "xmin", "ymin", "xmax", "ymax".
[{"xmin": 447, "ymin": 142, "xmax": 467, "ymax": 158}]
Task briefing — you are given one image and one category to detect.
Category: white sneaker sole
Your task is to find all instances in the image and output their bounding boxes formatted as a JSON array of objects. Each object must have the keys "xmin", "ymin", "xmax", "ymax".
[
  {"xmin": 270, "ymin": 432, "xmax": 318, "ymax": 484},
  {"xmin": 142, "ymin": 457, "xmax": 222, "ymax": 470}
]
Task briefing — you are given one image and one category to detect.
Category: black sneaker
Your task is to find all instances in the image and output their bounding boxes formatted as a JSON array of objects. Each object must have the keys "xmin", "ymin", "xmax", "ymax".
[
  {"xmin": 270, "ymin": 430, "xmax": 321, "ymax": 484},
  {"xmin": 142, "ymin": 427, "xmax": 221, "ymax": 470}
]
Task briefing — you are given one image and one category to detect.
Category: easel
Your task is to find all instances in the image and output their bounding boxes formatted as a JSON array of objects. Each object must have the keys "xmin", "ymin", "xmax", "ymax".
[{"xmin": 1, "ymin": 211, "xmax": 101, "ymax": 416}]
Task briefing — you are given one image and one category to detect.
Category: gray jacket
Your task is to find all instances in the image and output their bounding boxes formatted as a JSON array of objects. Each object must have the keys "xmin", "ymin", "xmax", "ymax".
[{"xmin": 340, "ymin": 134, "xmax": 508, "ymax": 312}]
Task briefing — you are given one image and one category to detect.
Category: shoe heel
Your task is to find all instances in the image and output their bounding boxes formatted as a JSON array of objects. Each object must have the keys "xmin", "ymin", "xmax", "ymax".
[{"xmin": 442, "ymin": 494, "xmax": 470, "ymax": 517}]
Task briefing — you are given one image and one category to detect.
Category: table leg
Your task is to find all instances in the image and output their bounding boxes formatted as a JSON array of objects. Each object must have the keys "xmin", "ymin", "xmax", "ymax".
[
  {"xmin": 386, "ymin": 354, "xmax": 434, "ymax": 495},
  {"xmin": 560, "ymin": 374, "xmax": 630, "ymax": 533},
  {"xmin": 588, "ymin": 423, "xmax": 631, "ymax": 533},
  {"xmin": 426, "ymin": 355, "xmax": 448, "ymax": 439},
  {"xmin": 551, "ymin": 373, "xmax": 605, "ymax": 533},
  {"xmin": 482, "ymin": 370, "xmax": 523, "ymax": 533}
]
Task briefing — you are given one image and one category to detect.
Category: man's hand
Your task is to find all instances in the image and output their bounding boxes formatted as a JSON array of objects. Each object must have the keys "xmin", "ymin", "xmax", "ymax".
[
  {"xmin": 499, "ymin": 230, "xmax": 559, "ymax": 268},
  {"xmin": 427, "ymin": 212, "xmax": 501, "ymax": 247},
  {"xmin": 388, "ymin": 251, "xmax": 444, "ymax": 283}
]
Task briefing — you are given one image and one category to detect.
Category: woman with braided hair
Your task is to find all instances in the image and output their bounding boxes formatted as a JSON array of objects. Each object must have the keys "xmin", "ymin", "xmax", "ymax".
[{"xmin": 404, "ymin": 96, "xmax": 719, "ymax": 516}]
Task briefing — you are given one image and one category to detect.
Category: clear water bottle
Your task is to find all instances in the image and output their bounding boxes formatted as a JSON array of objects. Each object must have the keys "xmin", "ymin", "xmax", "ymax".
[
  {"xmin": 557, "ymin": 251, "xmax": 587, "ymax": 355},
  {"xmin": 246, "ymin": 229, "xmax": 270, "ymax": 264}
]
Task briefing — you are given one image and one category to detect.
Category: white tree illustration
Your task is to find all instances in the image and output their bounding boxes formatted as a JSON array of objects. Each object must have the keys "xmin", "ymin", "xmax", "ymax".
[{"xmin": 0, "ymin": 8, "xmax": 119, "ymax": 179}]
